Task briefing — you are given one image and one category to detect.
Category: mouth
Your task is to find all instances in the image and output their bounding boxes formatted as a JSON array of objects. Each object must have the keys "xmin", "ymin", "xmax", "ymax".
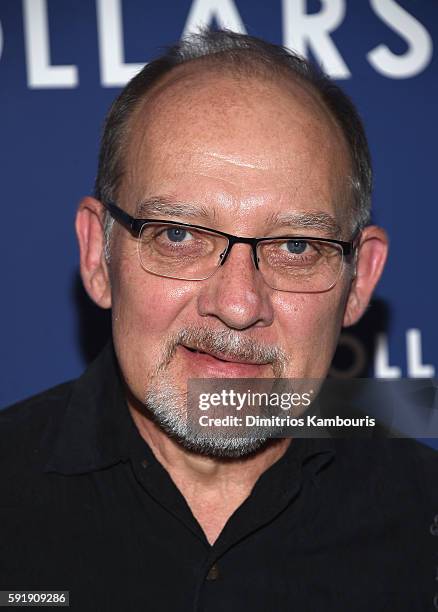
[{"xmin": 179, "ymin": 344, "xmax": 272, "ymax": 377}]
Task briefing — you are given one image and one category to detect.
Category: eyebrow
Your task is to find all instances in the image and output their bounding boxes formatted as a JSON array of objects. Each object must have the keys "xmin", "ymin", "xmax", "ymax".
[
  {"xmin": 135, "ymin": 198, "xmax": 341, "ymax": 237},
  {"xmin": 264, "ymin": 211, "xmax": 342, "ymax": 238},
  {"xmin": 135, "ymin": 197, "xmax": 215, "ymax": 221}
]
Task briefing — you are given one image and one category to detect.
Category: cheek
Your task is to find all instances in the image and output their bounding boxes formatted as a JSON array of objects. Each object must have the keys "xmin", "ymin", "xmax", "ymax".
[
  {"xmin": 113, "ymin": 273, "xmax": 195, "ymax": 339},
  {"xmin": 110, "ymin": 257, "xmax": 196, "ymax": 390},
  {"xmin": 273, "ymin": 291, "xmax": 345, "ymax": 376}
]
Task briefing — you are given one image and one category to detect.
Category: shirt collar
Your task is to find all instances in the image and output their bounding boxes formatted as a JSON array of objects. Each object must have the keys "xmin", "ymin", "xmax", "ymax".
[
  {"xmin": 44, "ymin": 340, "xmax": 336, "ymax": 477},
  {"xmin": 44, "ymin": 340, "xmax": 135, "ymax": 474}
]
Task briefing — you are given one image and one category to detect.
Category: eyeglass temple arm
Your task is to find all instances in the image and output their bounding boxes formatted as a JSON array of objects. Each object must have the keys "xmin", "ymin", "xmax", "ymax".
[
  {"xmin": 345, "ymin": 229, "xmax": 362, "ymax": 259},
  {"xmin": 103, "ymin": 201, "xmax": 138, "ymax": 235}
]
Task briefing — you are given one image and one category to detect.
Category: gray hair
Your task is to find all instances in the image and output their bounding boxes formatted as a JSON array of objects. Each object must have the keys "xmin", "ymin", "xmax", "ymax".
[
  {"xmin": 96, "ymin": 29, "xmax": 372, "ymax": 260},
  {"xmin": 143, "ymin": 325, "xmax": 289, "ymax": 458}
]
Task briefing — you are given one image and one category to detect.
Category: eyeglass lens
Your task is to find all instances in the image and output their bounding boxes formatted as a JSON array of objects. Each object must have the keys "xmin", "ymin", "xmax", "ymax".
[{"xmin": 138, "ymin": 222, "xmax": 344, "ymax": 292}]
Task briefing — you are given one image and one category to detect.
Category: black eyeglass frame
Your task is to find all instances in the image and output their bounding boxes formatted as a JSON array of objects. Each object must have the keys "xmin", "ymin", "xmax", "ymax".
[
  {"xmin": 103, "ymin": 200, "xmax": 360, "ymax": 289},
  {"xmin": 103, "ymin": 202, "xmax": 361, "ymax": 293}
]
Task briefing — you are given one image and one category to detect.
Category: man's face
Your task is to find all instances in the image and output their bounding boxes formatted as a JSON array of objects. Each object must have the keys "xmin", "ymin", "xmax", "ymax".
[{"xmin": 105, "ymin": 69, "xmax": 360, "ymax": 454}]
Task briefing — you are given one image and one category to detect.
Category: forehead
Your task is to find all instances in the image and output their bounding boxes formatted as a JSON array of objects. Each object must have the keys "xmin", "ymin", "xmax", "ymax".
[{"xmin": 119, "ymin": 64, "xmax": 352, "ymax": 232}]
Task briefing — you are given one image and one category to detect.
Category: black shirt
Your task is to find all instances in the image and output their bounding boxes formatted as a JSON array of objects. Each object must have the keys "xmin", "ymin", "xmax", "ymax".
[{"xmin": 1, "ymin": 342, "xmax": 437, "ymax": 611}]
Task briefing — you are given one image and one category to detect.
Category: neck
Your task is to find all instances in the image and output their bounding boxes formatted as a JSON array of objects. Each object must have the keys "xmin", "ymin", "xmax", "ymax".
[{"xmin": 128, "ymin": 401, "xmax": 291, "ymax": 544}]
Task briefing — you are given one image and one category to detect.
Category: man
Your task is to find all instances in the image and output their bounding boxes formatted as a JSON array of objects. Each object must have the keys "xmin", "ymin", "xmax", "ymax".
[{"xmin": 1, "ymin": 30, "xmax": 436, "ymax": 611}]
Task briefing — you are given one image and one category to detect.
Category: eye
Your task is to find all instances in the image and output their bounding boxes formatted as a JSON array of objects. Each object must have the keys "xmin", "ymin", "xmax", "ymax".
[
  {"xmin": 282, "ymin": 239, "xmax": 308, "ymax": 254},
  {"xmin": 165, "ymin": 227, "xmax": 192, "ymax": 242}
]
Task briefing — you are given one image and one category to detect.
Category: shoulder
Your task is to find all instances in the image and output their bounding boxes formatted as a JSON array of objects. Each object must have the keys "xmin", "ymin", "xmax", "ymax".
[
  {"xmin": 332, "ymin": 437, "xmax": 438, "ymax": 473},
  {"xmin": 332, "ymin": 437, "xmax": 438, "ymax": 506},
  {"xmin": 0, "ymin": 382, "xmax": 74, "ymax": 467}
]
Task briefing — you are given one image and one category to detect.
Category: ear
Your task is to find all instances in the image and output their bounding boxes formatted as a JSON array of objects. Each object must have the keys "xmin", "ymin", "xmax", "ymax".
[
  {"xmin": 75, "ymin": 197, "xmax": 112, "ymax": 309},
  {"xmin": 343, "ymin": 225, "xmax": 388, "ymax": 327}
]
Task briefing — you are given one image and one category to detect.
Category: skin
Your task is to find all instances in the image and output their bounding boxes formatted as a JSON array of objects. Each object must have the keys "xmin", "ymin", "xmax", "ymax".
[{"xmin": 76, "ymin": 66, "xmax": 388, "ymax": 544}]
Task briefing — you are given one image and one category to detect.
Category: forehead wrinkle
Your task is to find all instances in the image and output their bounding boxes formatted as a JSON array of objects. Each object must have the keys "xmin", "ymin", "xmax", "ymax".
[
  {"xmin": 264, "ymin": 211, "xmax": 342, "ymax": 238},
  {"xmin": 203, "ymin": 150, "xmax": 269, "ymax": 171}
]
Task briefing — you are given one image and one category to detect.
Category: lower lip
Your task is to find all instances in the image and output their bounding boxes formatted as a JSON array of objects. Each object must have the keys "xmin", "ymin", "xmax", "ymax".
[{"xmin": 178, "ymin": 346, "xmax": 271, "ymax": 378}]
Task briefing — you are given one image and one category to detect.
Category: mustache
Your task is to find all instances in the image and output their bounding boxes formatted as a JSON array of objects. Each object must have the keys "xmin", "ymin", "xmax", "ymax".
[{"xmin": 159, "ymin": 326, "xmax": 288, "ymax": 377}]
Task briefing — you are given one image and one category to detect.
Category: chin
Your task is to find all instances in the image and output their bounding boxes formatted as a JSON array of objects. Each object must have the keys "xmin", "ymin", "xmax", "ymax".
[{"xmin": 160, "ymin": 423, "xmax": 273, "ymax": 460}]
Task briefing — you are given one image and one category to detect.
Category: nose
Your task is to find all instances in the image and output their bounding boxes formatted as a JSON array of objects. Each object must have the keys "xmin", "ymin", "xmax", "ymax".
[{"xmin": 197, "ymin": 244, "xmax": 274, "ymax": 330}]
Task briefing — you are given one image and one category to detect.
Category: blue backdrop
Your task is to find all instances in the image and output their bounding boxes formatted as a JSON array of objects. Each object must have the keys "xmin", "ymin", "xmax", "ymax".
[{"xmin": 1, "ymin": 0, "xmax": 437, "ymax": 410}]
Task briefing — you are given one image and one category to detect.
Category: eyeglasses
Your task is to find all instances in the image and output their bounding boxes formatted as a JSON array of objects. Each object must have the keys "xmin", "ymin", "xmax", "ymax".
[{"xmin": 103, "ymin": 201, "xmax": 359, "ymax": 293}]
